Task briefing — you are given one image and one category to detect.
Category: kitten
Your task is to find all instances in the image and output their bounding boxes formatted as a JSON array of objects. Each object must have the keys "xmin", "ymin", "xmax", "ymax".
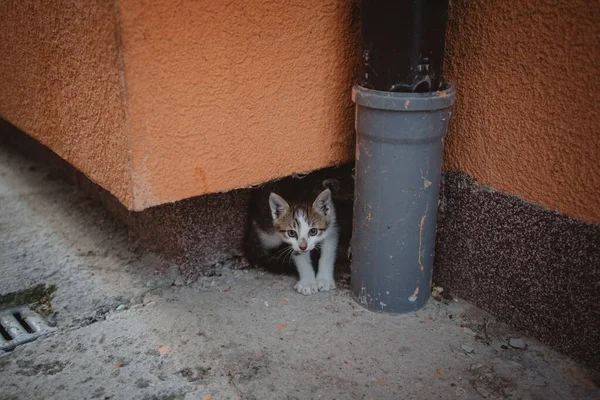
[{"xmin": 244, "ymin": 178, "xmax": 340, "ymax": 295}]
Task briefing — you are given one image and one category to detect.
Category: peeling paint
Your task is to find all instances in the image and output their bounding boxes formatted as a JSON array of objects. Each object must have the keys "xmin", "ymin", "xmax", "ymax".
[
  {"xmin": 364, "ymin": 204, "xmax": 373, "ymax": 227},
  {"xmin": 408, "ymin": 286, "xmax": 420, "ymax": 303}
]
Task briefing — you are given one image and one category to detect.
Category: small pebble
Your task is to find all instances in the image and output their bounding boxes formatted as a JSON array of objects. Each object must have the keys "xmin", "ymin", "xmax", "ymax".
[
  {"xmin": 116, "ymin": 305, "xmax": 126, "ymax": 311},
  {"xmin": 461, "ymin": 344, "xmax": 474, "ymax": 354},
  {"xmin": 173, "ymin": 277, "xmax": 185, "ymax": 286},
  {"xmin": 463, "ymin": 328, "xmax": 477, "ymax": 336},
  {"xmin": 449, "ymin": 344, "xmax": 463, "ymax": 354},
  {"xmin": 508, "ymin": 338, "xmax": 527, "ymax": 349},
  {"xmin": 470, "ymin": 363, "xmax": 483, "ymax": 371}
]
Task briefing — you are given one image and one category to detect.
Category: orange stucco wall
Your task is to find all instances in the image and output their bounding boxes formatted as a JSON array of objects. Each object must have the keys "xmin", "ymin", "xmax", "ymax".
[
  {"xmin": 1, "ymin": 0, "xmax": 597, "ymax": 222},
  {"xmin": 443, "ymin": 0, "xmax": 600, "ymax": 223},
  {"xmin": 117, "ymin": 0, "xmax": 358, "ymax": 210},
  {"xmin": 0, "ymin": 0, "xmax": 133, "ymax": 205},
  {"xmin": 0, "ymin": 0, "xmax": 358, "ymax": 211}
]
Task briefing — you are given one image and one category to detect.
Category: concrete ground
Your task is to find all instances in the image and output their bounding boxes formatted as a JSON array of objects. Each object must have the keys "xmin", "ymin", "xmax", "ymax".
[{"xmin": 1, "ymin": 142, "xmax": 599, "ymax": 400}]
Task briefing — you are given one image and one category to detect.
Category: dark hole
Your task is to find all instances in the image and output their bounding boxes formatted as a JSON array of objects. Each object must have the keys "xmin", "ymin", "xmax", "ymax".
[
  {"xmin": 0, "ymin": 322, "xmax": 12, "ymax": 341},
  {"xmin": 13, "ymin": 313, "xmax": 35, "ymax": 334}
]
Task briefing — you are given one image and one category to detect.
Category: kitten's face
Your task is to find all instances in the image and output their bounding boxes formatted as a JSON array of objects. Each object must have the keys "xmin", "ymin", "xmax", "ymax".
[{"xmin": 269, "ymin": 189, "xmax": 333, "ymax": 253}]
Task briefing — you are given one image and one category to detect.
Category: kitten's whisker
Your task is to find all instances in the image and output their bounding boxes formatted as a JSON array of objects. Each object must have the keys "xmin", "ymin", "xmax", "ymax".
[
  {"xmin": 275, "ymin": 246, "xmax": 294, "ymax": 264},
  {"xmin": 313, "ymin": 243, "xmax": 323, "ymax": 255},
  {"xmin": 274, "ymin": 248, "xmax": 288, "ymax": 263},
  {"xmin": 283, "ymin": 247, "xmax": 295, "ymax": 264},
  {"xmin": 273, "ymin": 246, "xmax": 290, "ymax": 258}
]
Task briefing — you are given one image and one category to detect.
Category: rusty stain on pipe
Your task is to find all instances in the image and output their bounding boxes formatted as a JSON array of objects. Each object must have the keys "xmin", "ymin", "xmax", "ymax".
[
  {"xmin": 418, "ymin": 202, "xmax": 428, "ymax": 271},
  {"xmin": 408, "ymin": 286, "xmax": 420, "ymax": 302}
]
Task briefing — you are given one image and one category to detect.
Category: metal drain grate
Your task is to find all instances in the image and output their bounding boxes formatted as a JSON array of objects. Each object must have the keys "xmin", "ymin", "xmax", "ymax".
[{"xmin": 0, "ymin": 306, "xmax": 55, "ymax": 352}]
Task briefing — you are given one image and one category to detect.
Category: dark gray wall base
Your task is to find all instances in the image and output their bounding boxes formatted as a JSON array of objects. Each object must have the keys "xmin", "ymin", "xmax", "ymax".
[{"xmin": 434, "ymin": 171, "xmax": 600, "ymax": 369}]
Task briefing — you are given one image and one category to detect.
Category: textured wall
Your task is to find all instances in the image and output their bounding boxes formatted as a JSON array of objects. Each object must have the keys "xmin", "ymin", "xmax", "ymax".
[
  {"xmin": 0, "ymin": 0, "xmax": 358, "ymax": 211},
  {"xmin": 118, "ymin": 0, "xmax": 359, "ymax": 210},
  {"xmin": 435, "ymin": 172, "xmax": 600, "ymax": 368},
  {"xmin": 0, "ymin": 0, "xmax": 132, "ymax": 205},
  {"xmin": 443, "ymin": 0, "xmax": 600, "ymax": 222},
  {"xmin": 2, "ymin": 0, "xmax": 597, "ymax": 220}
]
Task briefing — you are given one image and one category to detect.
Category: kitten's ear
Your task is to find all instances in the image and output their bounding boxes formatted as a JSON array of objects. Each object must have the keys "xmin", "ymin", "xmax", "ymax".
[
  {"xmin": 269, "ymin": 193, "xmax": 289, "ymax": 220},
  {"xmin": 313, "ymin": 189, "xmax": 332, "ymax": 217}
]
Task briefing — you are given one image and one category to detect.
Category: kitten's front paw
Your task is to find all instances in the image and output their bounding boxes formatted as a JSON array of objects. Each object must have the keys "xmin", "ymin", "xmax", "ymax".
[
  {"xmin": 294, "ymin": 280, "xmax": 318, "ymax": 295},
  {"xmin": 316, "ymin": 277, "xmax": 336, "ymax": 292}
]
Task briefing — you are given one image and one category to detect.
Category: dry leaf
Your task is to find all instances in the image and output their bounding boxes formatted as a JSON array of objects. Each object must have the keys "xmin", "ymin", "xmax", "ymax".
[
  {"xmin": 158, "ymin": 345, "xmax": 173, "ymax": 355},
  {"xmin": 435, "ymin": 368, "xmax": 447, "ymax": 377},
  {"xmin": 276, "ymin": 324, "xmax": 287, "ymax": 329}
]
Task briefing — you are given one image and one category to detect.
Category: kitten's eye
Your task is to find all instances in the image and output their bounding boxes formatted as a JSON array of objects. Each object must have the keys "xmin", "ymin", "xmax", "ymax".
[
  {"xmin": 309, "ymin": 228, "xmax": 318, "ymax": 236},
  {"xmin": 287, "ymin": 230, "xmax": 297, "ymax": 238}
]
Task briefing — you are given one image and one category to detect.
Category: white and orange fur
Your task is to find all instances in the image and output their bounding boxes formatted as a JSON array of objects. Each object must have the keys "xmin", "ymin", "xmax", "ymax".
[{"xmin": 246, "ymin": 183, "xmax": 339, "ymax": 295}]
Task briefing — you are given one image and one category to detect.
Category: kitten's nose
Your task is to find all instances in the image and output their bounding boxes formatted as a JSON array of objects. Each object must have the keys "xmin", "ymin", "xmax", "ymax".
[{"xmin": 299, "ymin": 239, "xmax": 308, "ymax": 251}]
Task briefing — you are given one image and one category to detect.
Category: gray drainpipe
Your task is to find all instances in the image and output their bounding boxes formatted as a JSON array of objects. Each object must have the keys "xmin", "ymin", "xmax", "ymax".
[{"xmin": 351, "ymin": 0, "xmax": 456, "ymax": 313}]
